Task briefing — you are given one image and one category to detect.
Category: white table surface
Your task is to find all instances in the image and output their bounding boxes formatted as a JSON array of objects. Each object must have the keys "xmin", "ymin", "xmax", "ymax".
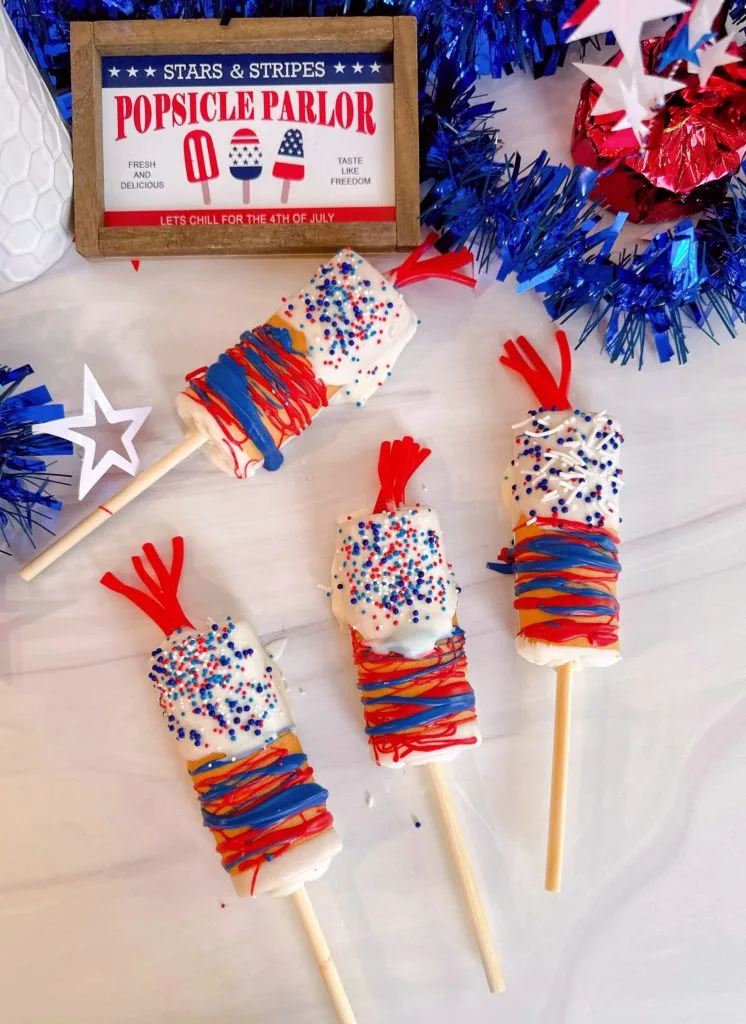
[{"xmin": 2, "ymin": 63, "xmax": 746, "ymax": 1024}]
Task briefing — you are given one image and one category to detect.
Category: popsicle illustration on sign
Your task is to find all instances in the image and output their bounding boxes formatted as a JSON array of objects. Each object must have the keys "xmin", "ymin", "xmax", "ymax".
[
  {"xmin": 273, "ymin": 129, "xmax": 305, "ymax": 203},
  {"xmin": 229, "ymin": 128, "xmax": 262, "ymax": 204},
  {"xmin": 183, "ymin": 129, "xmax": 219, "ymax": 205}
]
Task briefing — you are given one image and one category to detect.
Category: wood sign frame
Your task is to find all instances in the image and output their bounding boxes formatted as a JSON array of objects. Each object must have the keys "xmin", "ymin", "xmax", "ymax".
[{"xmin": 71, "ymin": 17, "xmax": 419, "ymax": 258}]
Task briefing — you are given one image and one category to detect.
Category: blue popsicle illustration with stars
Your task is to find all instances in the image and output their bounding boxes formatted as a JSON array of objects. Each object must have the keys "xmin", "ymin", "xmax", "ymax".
[{"xmin": 229, "ymin": 128, "xmax": 263, "ymax": 204}]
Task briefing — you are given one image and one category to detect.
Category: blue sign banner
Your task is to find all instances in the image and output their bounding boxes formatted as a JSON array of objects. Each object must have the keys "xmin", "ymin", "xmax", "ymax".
[{"xmin": 101, "ymin": 52, "xmax": 394, "ymax": 89}]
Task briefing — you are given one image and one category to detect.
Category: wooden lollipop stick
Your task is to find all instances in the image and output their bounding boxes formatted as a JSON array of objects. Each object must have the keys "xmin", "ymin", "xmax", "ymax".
[
  {"xmin": 290, "ymin": 885, "xmax": 358, "ymax": 1024},
  {"xmin": 426, "ymin": 761, "xmax": 505, "ymax": 993},
  {"xmin": 19, "ymin": 432, "xmax": 207, "ymax": 582},
  {"xmin": 545, "ymin": 661, "xmax": 573, "ymax": 893}
]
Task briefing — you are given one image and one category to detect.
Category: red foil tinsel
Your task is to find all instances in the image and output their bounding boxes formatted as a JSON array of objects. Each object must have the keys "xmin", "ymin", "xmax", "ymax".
[{"xmin": 571, "ymin": 32, "xmax": 746, "ymax": 222}]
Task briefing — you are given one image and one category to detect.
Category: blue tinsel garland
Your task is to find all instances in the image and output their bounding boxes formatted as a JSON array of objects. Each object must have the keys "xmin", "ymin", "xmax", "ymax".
[
  {"xmin": 5, "ymin": 0, "xmax": 579, "ymax": 120},
  {"xmin": 0, "ymin": 365, "xmax": 72, "ymax": 555},
  {"xmin": 6, "ymin": 0, "xmax": 746, "ymax": 365}
]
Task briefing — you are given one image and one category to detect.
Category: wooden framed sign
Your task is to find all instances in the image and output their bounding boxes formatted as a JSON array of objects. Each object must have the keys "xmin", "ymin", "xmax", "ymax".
[{"xmin": 70, "ymin": 17, "xmax": 419, "ymax": 258}]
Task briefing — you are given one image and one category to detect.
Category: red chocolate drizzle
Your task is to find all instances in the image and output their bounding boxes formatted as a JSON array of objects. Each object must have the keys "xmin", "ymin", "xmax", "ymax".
[{"xmin": 351, "ymin": 628, "xmax": 477, "ymax": 764}]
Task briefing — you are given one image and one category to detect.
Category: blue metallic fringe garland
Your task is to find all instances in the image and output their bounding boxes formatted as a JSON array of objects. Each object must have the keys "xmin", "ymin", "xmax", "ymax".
[
  {"xmin": 423, "ymin": 137, "xmax": 746, "ymax": 366},
  {"xmin": 5, "ymin": 0, "xmax": 577, "ymax": 123},
  {"xmin": 0, "ymin": 366, "xmax": 72, "ymax": 555},
  {"xmin": 6, "ymin": 0, "xmax": 746, "ymax": 364},
  {"xmin": 411, "ymin": 0, "xmax": 746, "ymax": 368}
]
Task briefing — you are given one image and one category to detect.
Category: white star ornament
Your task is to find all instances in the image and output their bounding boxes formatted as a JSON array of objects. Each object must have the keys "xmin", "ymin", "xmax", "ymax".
[
  {"xmin": 35, "ymin": 366, "xmax": 151, "ymax": 500},
  {"xmin": 691, "ymin": 34, "xmax": 741, "ymax": 87},
  {"xmin": 567, "ymin": 0, "xmax": 690, "ymax": 68},
  {"xmin": 575, "ymin": 59, "xmax": 684, "ymax": 140},
  {"xmin": 687, "ymin": 0, "xmax": 726, "ymax": 51}
]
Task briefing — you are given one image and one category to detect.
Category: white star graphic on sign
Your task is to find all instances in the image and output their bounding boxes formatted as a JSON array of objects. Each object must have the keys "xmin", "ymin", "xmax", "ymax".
[
  {"xmin": 108, "ymin": 66, "xmax": 120, "ymax": 77},
  {"xmin": 144, "ymin": 66, "xmax": 156, "ymax": 78},
  {"xmin": 34, "ymin": 366, "xmax": 151, "ymax": 500},
  {"xmin": 567, "ymin": 0, "xmax": 690, "ymax": 69},
  {"xmin": 127, "ymin": 66, "xmax": 138, "ymax": 77},
  {"xmin": 352, "ymin": 62, "xmax": 363, "ymax": 73},
  {"xmin": 370, "ymin": 61, "xmax": 381, "ymax": 73},
  {"xmin": 334, "ymin": 62, "xmax": 345, "ymax": 73},
  {"xmin": 691, "ymin": 34, "xmax": 741, "ymax": 86}
]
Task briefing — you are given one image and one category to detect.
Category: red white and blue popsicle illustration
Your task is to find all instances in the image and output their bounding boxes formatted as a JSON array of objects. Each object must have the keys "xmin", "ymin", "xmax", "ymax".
[
  {"xmin": 273, "ymin": 128, "xmax": 305, "ymax": 204},
  {"xmin": 229, "ymin": 128, "xmax": 263, "ymax": 204},
  {"xmin": 183, "ymin": 129, "xmax": 219, "ymax": 206}
]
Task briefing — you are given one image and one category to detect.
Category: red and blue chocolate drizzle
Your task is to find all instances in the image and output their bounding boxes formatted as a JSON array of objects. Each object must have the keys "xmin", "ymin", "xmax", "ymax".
[
  {"xmin": 190, "ymin": 741, "xmax": 333, "ymax": 891},
  {"xmin": 185, "ymin": 323, "xmax": 327, "ymax": 471},
  {"xmin": 352, "ymin": 627, "xmax": 477, "ymax": 763},
  {"xmin": 490, "ymin": 517, "xmax": 620, "ymax": 647}
]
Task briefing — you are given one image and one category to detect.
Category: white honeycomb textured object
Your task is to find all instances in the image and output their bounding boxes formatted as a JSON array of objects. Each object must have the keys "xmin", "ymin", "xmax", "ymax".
[{"xmin": 0, "ymin": 6, "xmax": 72, "ymax": 294}]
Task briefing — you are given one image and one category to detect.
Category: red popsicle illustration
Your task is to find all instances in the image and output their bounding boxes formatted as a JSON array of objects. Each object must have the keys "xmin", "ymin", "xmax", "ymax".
[
  {"xmin": 183, "ymin": 129, "xmax": 219, "ymax": 205},
  {"xmin": 229, "ymin": 128, "xmax": 263, "ymax": 204},
  {"xmin": 273, "ymin": 129, "xmax": 305, "ymax": 204}
]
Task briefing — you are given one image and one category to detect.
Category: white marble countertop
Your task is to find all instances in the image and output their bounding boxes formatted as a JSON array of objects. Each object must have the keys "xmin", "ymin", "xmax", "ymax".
[{"xmin": 2, "ymin": 64, "xmax": 746, "ymax": 1024}]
